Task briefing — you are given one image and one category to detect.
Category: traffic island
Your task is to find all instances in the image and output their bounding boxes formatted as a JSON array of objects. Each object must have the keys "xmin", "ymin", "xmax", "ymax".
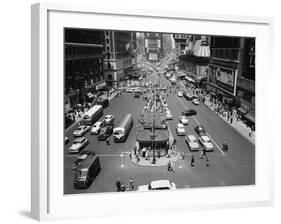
[{"xmin": 129, "ymin": 149, "xmax": 181, "ymax": 167}]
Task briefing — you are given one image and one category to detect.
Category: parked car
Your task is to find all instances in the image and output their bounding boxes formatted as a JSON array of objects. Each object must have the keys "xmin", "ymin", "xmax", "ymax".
[
  {"xmin": 176, "ymin": 123, "xmax": 186, "ymax": 136},
  {"xmin": 138, "ymin": 180, "xmax": 176, "ymax": 191},
  {"xmin": 97, "ymin": 125, "xmax": 114, "ymax": 140},
  {"xmin": 73, "ymin": 125, "xmax": 91, "ymax": 137},
  {"xmin": 166, "ymin": 111, "xmax": 173, "ymax": 120},
  {"xmin": 182, "ymin": 109, "xmax": 197, "ymax": 116},
  {"xmin": 192, "ymin": 98, "xmax": 200, "ymax": 105},
  {"xmin": 126, "ymin": 88, "xmax": 134, "ymax": 93},
  {"xmin": 177, "ymin": 91, "xmax": 183, "ymax": 97},
  {"xmin": 198, "ymin": 135, "xmax": 214, "ymax": 151},
  {"xmin": 90, "ymin": 121, "xmax": 105, "ymax": 135},
  {"xmin": 179, "ymin": 115, "xmax": 188, "ymax": 125},
  {"xmin": 72, "ymin": 150, "xmax": 95, "ymax": 170},
  {"xmin": 194, "ymin": 125, "xmax": 206, "ymax": 136},
  {"xmin": 183, "ymin": 92, "xmax": 195, "ymax": 100},
  {"xmin": 185, "ymin": 135, "xmax": 199, "ymax": 151},
  {"xmin": 68, "ymin": 137, "xmax": 89, "ymax": 154},
  {"xmin": 104, "ymin": 115, "xmax": 115, "ymax": 125}
]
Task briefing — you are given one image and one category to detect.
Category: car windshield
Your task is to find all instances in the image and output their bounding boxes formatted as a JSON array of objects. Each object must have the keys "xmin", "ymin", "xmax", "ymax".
[
  {"xmin": 78, "ymin": 154, "xmax": 88, "ymax": 160},
  {"xmin": 189, "ymin": 137, "xmax": 196, "ymax": 142}
]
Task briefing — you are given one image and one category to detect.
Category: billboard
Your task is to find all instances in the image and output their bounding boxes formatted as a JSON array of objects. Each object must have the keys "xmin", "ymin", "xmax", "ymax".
[
  {"xmin": 149, "ymin": 53, "xmax": 158, "ymax": 61},
  {"xmin": 208, "ymin": 65, "xmax": 237, "ymax": 95}
]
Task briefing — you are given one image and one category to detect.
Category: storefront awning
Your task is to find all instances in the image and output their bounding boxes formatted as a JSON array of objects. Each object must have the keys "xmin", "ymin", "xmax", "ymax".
[
  {"xmin": 244, "ymin": 113, "xmax": 255, "ymax": 123},
  {"xmin": 237, "ymin": 107, "xmax": 248, "ymax": 115}
]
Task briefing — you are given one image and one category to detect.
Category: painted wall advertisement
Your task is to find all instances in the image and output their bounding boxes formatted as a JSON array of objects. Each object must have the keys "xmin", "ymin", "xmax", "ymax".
[{"xmin": 208, "ymin": 65, "xmax": 237, "ymax": 95}]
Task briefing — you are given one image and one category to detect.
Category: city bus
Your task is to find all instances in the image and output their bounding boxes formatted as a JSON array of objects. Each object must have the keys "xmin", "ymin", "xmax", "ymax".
[
  {"xmin": 113, "ymin": 114, "xmax": 133, "ymax": 143},
  {"xmin": 73, "ymin": 154, "xmax": 101, "ymax": 189},
  {"xmin": 81, "ymin": 105, "xmax": 103, "ymax": 125}
]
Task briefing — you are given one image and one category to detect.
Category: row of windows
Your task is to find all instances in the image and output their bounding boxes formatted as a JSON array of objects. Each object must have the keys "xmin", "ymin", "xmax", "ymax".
[{"xmin": 65, "ymin": 46, "xmax": 103, "ymax": 56}]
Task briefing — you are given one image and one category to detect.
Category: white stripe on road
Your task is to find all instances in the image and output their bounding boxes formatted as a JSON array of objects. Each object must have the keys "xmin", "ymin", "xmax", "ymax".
[
  {"xmin": 65, "ymin": 152, "xmax": 130, "ymax": 158},
  {"xmin": 176, "ymin": 96, "xmax": 225, "ymax": 155}
]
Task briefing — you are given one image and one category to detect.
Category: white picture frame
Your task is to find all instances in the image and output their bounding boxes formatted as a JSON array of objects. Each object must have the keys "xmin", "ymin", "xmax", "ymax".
[{"xmin": 31, "ymin": 2, "xmax": 275, "ymax": 221}]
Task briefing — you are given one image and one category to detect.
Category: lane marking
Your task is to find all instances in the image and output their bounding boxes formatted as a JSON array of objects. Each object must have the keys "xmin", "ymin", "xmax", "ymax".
[
  {"xmin": 176, "ymin": 96, "xmax": 225, "ymax": 155},
  {"xmin": 97, "ymin": 152, "xmax": 130, "ymax": 157}
]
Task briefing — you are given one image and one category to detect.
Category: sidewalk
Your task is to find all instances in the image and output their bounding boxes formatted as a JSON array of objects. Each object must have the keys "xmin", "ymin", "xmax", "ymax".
[
  {"xmin": 65, "ymin": 91, "xmax": 119, "ymax": 131},
  {"xmin": 204, "ymin": 101, "xmax": 255, "ymax": 145}
]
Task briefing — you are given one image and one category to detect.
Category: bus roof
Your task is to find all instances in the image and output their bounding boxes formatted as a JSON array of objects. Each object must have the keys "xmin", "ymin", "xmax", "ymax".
[
  {"xmin": 76, "ymin": 154, "xmax": 99, "ymax": 170},
  {"xmin": 119, "ymin": 113, "xmax": 132, "ymax": 128},
  {"xmin": 83, "ymin": 105, "xmax": 103, "ymax": 118}
]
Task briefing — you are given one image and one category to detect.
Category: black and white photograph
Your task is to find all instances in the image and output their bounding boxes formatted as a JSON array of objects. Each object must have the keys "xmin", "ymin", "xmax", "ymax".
[{"xmin": 63, "ymin": 28, "xmax": 255, "ymax": 194}]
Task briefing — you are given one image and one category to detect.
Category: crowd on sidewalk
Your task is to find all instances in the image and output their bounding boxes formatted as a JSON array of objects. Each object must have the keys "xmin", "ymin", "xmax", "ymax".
[{"xmin": 179, "ymin": 81, "xmax": 255, "ymax": 140}]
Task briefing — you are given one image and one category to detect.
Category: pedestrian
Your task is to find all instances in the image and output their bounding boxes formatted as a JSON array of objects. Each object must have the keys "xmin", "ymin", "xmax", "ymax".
[
  {"xmin": 136, "ymin": 154, "xmax": 140, "ymax": 164},
  {"xmin": 206, "ymin": 156, "xmax": 210, "ymax": 167},
  {"xmin": 191, "ymin": 155, "xmax": 195, "ymax": 167},
  {"xmin": 171, "ymin": 161, "xmax": 175, "ymax": 172},
  {"xmin": 167, "ymin": 161, "xmax": 171, "ymax": 171},
  {"xmin": 129, "ymin": 178, "xmax": 134, "ymax": 190},
  {"xmin": 222, "ymin": 141, "xmax": 228, "ymax": 152},
  {"xmin": 181, "ymin": 152, "xmax": 185, "ymax": 160},
  {"xmin": 120, "ymin": 182, "xmax": 126, "ymax": 192},
  {"xmin": 230, "ymin": 116, "xmax": 233, "ymax": 124},
  {"xmin": 145, "ymin": 150, "xmax": 149, "ymax": 160},
  {"xmin": 106, "ymin": 137, "xmax": 110, "ymax": 145},
  {"xmin": 199, "ymin": 149, "xmax": 204, "ymax": 159},
  {"xmin": 249, "ymin": 128, "xmax": 252, "ymax": 137},
  {"xmin": 116, "ymin": 178, "xmax": 121, "ymax": 192},
  {"xmin": 202, "ymin": 146, "xmax": 207, "ymax": 158}
]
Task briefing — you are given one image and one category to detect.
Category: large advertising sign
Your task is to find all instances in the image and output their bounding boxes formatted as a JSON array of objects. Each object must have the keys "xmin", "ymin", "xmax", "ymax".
[
  {"xmin": 208, "ymin": 65, "xmax": 237, "ymax": 95},
  {"xmin": 149, "ymin": 53, "xmax": 158, "ymax": 61}
]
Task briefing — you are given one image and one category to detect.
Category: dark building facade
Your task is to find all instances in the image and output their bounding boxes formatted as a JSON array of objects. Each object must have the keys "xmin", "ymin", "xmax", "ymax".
[
  {"xmin": 103, "ymin": 31, "xmax": 134, "ymax": 87},
  {"xmin": 236, "ymin": 38, "xmax": 255, "ymax": 125},
  {"xmin": 207, "ymin": 36, "xmax": 242, "ymax": 104},
  {"xmin": 64, "ymin": 28, "xmax": 106, "ymax": 110},
  {"xmin": 207, "ymin": 36, "xmax": 255, "ymax": 124}
]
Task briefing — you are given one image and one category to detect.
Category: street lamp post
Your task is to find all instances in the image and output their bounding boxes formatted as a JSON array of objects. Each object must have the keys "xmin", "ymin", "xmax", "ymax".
[{"xmin": 151, "ymin": 117, "xmax": 156, "ymax": 164}]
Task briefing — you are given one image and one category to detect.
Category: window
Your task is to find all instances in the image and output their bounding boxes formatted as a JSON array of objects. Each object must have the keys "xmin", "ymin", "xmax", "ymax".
[
  {"xmin": 107, "ymin": 63, "xmax": 111, "ymax": 70},
  {"xmin": 106, "ymin": 39, "xmax": 109, "ymax": 44}
]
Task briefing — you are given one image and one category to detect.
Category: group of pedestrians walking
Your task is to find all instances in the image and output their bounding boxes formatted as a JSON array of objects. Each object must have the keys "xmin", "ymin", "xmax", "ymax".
[{"xmin": 115, "ymin": 177, "xmax": 135, "ymax": 192}]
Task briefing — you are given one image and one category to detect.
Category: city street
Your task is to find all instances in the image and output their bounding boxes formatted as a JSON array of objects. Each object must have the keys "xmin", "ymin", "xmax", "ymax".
[{"xmin": 64, "ymin": 70, "xmax": 255, "ymax": 194}]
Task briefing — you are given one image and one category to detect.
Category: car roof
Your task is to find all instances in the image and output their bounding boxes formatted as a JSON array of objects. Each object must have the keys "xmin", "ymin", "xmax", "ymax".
[
  {"xmin": 150, "ymin": 180, "xmax": 171, "ymax": 188},
  {"xmin": 177, "ymin": 123, "xmax": 184, "ymax": 127},
  {"xmin": 78, "ymin": 125, "xmax": 87, "ymax": 128},
  {"xmin": 74, "ymin": 137, "xmax": 86, "ymax": 143},
  {"xmin": 187, "ymin": 135, "xmax": 196, "ymax": 140},
  {"xmin": 201, "ymin": 135, "xmax": 210, "ymax": 141}
]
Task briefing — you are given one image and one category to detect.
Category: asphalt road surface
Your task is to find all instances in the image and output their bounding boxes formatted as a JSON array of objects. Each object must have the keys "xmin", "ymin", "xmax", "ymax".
[{"xmin": 64, "ymin": 71, "xmax": 255, "ymax": 195}]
